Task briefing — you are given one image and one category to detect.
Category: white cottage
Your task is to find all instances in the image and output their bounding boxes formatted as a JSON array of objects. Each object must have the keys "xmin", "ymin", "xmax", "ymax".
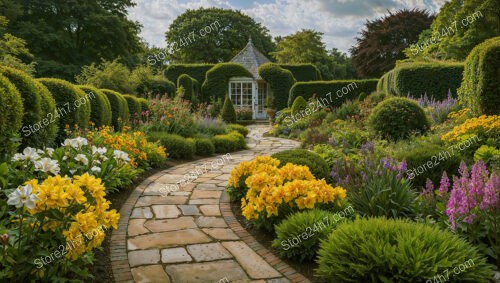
[{"xmin": 229, "ymin": 38, "xmax": 270, "ymax": 120}]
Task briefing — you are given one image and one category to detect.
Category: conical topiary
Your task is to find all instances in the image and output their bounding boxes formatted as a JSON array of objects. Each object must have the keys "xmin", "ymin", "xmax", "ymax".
[
  {"xmin": 221, "ymin": 94, "xmax": 237, "ymax": 123},
  {"xmin": 291, "ymin": 96, "xmax": 307, "ymax": 115}
]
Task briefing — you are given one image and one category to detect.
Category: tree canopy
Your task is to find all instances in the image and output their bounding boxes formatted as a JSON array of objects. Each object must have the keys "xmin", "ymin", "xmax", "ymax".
[
  {"xmin": 0, "ymin": 16, "xmax": 35, "ymax": 74},
  {"xmin": 0, "ymin": 0, "xmax": 143, "ymax": 80},
  {"xmin": 165, "ymin": 8, "xmax": 275, "ymax": 63},
  {"xmin": 350, "ymin": 9, "xmax": 434, "ymax": 78}
]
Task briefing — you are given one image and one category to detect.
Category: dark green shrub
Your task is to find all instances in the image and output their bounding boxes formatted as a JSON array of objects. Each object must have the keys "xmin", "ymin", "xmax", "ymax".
[
  {"xmin": 201, "ymin": 63, "xmax": 252, "ymax": 101},
  {"xmin": 177, "ymin": 74, "xmax": 198, "ymax": 103},
  {"xmin": 78, "ymin": 85, "xmax": 112, "ymax": 127},
  {"xmin": 316, "ymin": 217, "xmax": 494, "ymax": 282},
  {"xmin": 38, "ymin": 78, "xmax": 91, "ymax": 137},
  {"xmin": 271, "ymin": 149, "xmax": 329, "ymax": 180},
  {"xmin": 194, "ymin": 138, "xmax": 215, "ymax": 156},
  {"xmin": 165, "ymin": 64, "xmax": 214, "ymax": 88},
  {"xmin": 368, "ymin": 97, "xmax": 430, "ymax": 140},
  {"xmin": 332, "ymin": 100, "xmax": 360, "ymax": 120},
  {"xmin": 279, "ymin": 64, "xmax": 321, "ymax": 81},
  {"xmin": 34, "ymin": 81, "xmax": 58, "ymax": 147},
  {"xmin": 221, "ymin": 95, "xmax": 237, "ymax": 123},
  {"xmin": 101, "ymin": 89, "xmax": 129, "ymax": 131},
  {"xmin": 227, "ymin": 124, "xmax": 249, "ymax": 137},
  {"xmin": 212, "ymin": 131, "xmax": 246, "ymax": 153},
  {"xmin": 357, "ymin": 92, "xmax": 368, "ymax": 101},
  {"xmin": 137, "ymin": 98, "xmax": 149, "ymax": 113},
  {"xmin": 272, "ymin": 209, "xmax": 346, "ymax": 262},
  {"xmin": 458, "ymin": 36, "xmax": 500, "ymax": 115},
  {"xmin": 0, "ymin": 66, "xmax": 44, "ymax": 148},
  {"xmin": 135, "ymin": 75, "xmax": 175, "ymax": 98},
  {"xmin": 288, "ymin": 79, "xmax": 378, "ymax": 108},
  {"xmin": 147, "ymin": 132, "xmax": 195, "ymax": 159},
  {"xmin": 392, "ymin": 62, "xmax": 464, "ymax": 100},
  {"xmin": 123, "ymin": 94, "xmax": 142, "ymax": 119},
  {"xmin": 0, "ymin": 75, "xmax": 23, "ymax": 160},
  {"xmin": 377, "ymin": 70, "xmax": 396, "ymax": 95},
  {"xmin": 259, "ymin": 63, "xmax": 296, "ymax": 110},
  {"xmin": 291, "ymin": 96, "xmax": 307, "ymax": 115}
]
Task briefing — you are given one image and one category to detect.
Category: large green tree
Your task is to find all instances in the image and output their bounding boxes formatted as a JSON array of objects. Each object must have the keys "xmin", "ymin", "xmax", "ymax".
[
  {"xmin": 328, "ymin": 48, "xmax": 357, "ymax": 79},
  {"xmin": 165, "ymin": 8, "xmax": 275, "ymax": 63},
  {"xmin": 0, "ymin": 0, "xmax": 143, "ymax": 80},
  {"xmin": 350, "ymin": 9, "xmax": 434, "ymax": 78},
  {"xmin": 0, "ymin": 16, "xmax": 35, "ymax": 74},
  {"xmin": 406, "ymin": 0, "xmax": 500, "ymax": 60}
]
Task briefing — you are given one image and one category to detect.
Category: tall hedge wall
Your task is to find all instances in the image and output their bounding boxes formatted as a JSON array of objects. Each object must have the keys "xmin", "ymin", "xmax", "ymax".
[
  {"xmin": 38, "ymin": 78, "xmax": 91, "ymax": 138},
  {"xmin": 177, "ymin": 74, "xmax": 198, "ymax": 103},
  {"xmin": 101, "ymin": 89, "xmax": 129, "ymax": 131},
  {"xmin": 458, "ymin": 37, "xmax": 500, "ymax": 115},
  {"xmin": 377, "ymin": 69, "xmax": 397, "ymax": 95},
  {"xmin": 258, "ymin": 63, "xmax": 296, "ymax": 110},
  {"xmin": 165, "ymin": 64, "xmax": 215, "ymax": 88},
  {"xmin": 0, "ymin": 75, "xmax": 23, "ymax": 159},
  {"xmin": 288, "ymin": 79, "xmax": 379, "ymax": 107},
  {"xmin": 392, "ymin": 62, "xmax": 464, "ymax": 100},
  {"xmin": 201, "ymin": 63, "xmax": 253, "ymax": 101},
  {"xmin": 34, "ymin": 80, "xmax": 59, "ymax": 147},
  {"xmin": 78, "ymin": 85, "xmax": 112, "ymax": 127},
  {"xmin": 0, "ymin": 66, "xmax": 44, "ymax": 148},
  {"xmin": 279, "ymin": 64, "xmax": 321, "ymax": 81},
  {"xmin": 123, "ymin": 94, "xmax": 142, "ymax": 119}
]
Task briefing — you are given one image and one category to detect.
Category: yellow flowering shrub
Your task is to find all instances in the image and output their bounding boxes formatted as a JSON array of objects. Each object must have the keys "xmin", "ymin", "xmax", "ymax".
[
  {"xmin": 441, "ymin": 115, "xmax": 500, "ymax": 143},
  {"xmin": 228, "ymin": 156, "xmax": 346, "ymax": 231}
]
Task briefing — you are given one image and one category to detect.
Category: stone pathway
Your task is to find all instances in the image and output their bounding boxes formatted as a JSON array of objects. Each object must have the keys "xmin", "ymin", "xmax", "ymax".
[{"xmin": 110, "ymin": 125, "xmax": 311, "ymax": 283}]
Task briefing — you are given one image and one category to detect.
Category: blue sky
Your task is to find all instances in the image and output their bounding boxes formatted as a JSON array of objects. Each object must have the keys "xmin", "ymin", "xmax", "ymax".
[{"xmin": 128, "ymin": 0, "xmax": 446, "ymax": 54}]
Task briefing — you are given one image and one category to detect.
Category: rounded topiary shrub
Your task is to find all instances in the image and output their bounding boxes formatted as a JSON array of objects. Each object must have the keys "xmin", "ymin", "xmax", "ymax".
[
  {"xmin": 123, "ymin": 94, "xmax": 142, "ymax": 119},
  {"xmin": 0, "ymin": 75, "xmax": 23, "ymax": 159},
  {"xmin": 316, "ymin": 217, "xmax": 494, "ymax": 282},
  {"xmin": 38, "ymin": 78, "xmax": 91, "ymax": 138},
  {"xmin": 458, "ymin": 36, "xmax": 500, "ymax": 115},
  {"xmin": 147, "ymin": 132, "xmax": 195, "ymax": 159},
  {"xmin": 271, "ymin": 149, "xmax": 329, "ymax": 180},
  {"xmin": 78, "ymin": 85, "xmax": 112, "ymax": 127},
  {"xmin": 272, "ymin": 209, "xmax": 346, "ymax": 263},
  {"xmin": 291, "ymin": 96, "xmax": 307, "ymax": 116},
  {"xmin": 34, "ymin": 80, "xmax": 59, "ymax": 147},
  {"xmin": 101, "ymin": 89, "xmax": 129, "ymax": 131},
  {"xmin": 368, "ymin": 97, "xmax": 429, "ymax": 140},
  {"xmin": 221, "ymin": 95, "xmax": 236, "ymax": 123},
  {"xmin": 0, "ymin": 66, "xmax": 44, "ymax": 148},
  {"xmin": 227, "ymin": 124, "xmax": 249, "ymax": 137},
  {"xmin": 194, "ymin": 138, "xmax": 215, "ymax": 156},
  {"xmin": 212, "ymin": 131, "xmax": 246, "ymax": 153}
]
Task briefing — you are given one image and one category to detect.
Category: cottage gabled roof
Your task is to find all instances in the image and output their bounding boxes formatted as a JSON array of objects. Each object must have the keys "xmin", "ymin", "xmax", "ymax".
[{"xmin": 230, "ymin": 38, "xmax": 270, "ymax": 80}]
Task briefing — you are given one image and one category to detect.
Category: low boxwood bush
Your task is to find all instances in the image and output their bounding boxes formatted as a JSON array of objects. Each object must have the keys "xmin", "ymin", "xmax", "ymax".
[
  {"xmin": 201, "ymin": 63, "xmax": 252, "ymax": 101},
  {"xmin": 259, "ymin": 63, "xmax": 296, "ymax": 110},
  {"xmin": 101, "ymin": 89, "xmax": 129, "ymax": 131},
  {"xmin": 291, "ymin": 96, "xmax": 307, "ymax": 115},
  {"xmin": 194, "ymin": 138, "xmax": 215, "ymax": 156},
  {"xmin": 272, "ymin": 209, "xmax": 345, "ymax": 262},
  {"xmin": 0, "ymin": 66, "xmax": 44, "ymax": 148},
  {"xmin": 368, "ymin": 97, "xmax": 430, "ymax": 140},
  {"xmin": 123, "ymin": 94, "xmax": 142, "ymax": 119},
  {"xmin": 279, "ymin": 64, "xmax": 321, "ymax": 81},
  {"xmin": 221, "ymin": 95, "xmax": 236, "ymax": 123},
  {"xmin": 148, "ymin": 132, "xmax": 195, "ymax": 159},
  {"xmin": 78, "ymin": 85, "xmax": 112, "ymax": 127},
  {"xmin": 0, "ymin": 75, "xmax": 23, "ymax": 159},
  {"xmin": 271, "ymin": 149, "xmax": 329, "ymax": 180},
  {"xmin": 165, "ymin": 64, "xmax": 214, "ymax": 89},
  {"xmin": 288, "ymin": 79, "xmax": 378, "ymax": 108},
  {"xmin": 458, "ymin": 36, "xmax": 500, "ymax": 115},
  {"xmin": 227, "ymin": 124, "xmax": 249, "ymax": 137},
  {"xmin": 316, "ymin": 217, "xmax": 494, "ymax": 282},
  {"xmin": 212, "ymin": 131, "xmax": 246, "ymax": 153}
]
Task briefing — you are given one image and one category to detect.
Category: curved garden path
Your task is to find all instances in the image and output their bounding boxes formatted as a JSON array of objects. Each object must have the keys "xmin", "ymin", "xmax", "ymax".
[{"xmin": 110, "ymin": 125, "xmax": 311, "ymax": 283}]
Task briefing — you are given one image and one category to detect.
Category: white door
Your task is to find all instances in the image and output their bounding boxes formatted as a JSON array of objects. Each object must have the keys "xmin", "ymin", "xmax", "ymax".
[{"xmin": 254, "ymin": 82, "xmax": 268, "ymax": 119}]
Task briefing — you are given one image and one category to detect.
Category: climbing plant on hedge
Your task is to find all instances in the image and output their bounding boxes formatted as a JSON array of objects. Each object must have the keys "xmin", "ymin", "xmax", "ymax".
[
  {"xmin": 38, "ymin": 78, "xmax": 91, "ymax": 138},
  {"xmin": 101, "ymin": 89, "xmax": 129, "ymax": 131},
  {"xmin": 177, "ymin": 74, "xmax": 198, "ymax": 103},
  {"xmin": 221, "ymin": 95, "xmax": 237, "ymax": 123},
  {"xmin": 392, "ymin": 62, "xmax": 464, "ymax": 100},
  {"xmin": 458, "ymin": 37, "xmax": 500, "ymax": 115},
  {"xmin": 78, "ymin": 85, "xmax": 112, "ymax": 127},
  {"xmin": 0, "ymin": 75, "xmax": 23, "ymax": 160},
  {"xmin": 0, "ymin": 66, "xmax": 44, "ymax": 148},
  {"xmin": 279, "ymin": 64, "xmax": 321, "ymax": 81},
  {"xmin": 288, "ymin": 79, "xmax": 378, "ymax": 107},
  {"xmin": 165, "ymin": 64, "xmax": 215, "ymax": 87},
  {"xmin": 202, "ymin": 63, "xmax": 253, "ymax": 101},
  {"xmin": 258, "ymin": 63, "xmax": 296, "ymax": 111},
  {"xmin": 123, "ymin": 94, "xmax": 142, "ymax": 119}
]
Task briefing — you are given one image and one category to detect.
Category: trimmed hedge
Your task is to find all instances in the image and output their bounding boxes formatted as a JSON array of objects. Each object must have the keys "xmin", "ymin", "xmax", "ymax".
[
  {"xmin": 137, "ymin": 97, "xmax": 149, "ymax": 113},
  {"xmin": 101, "ymin": 89, "xmax": 129, "ymax": 131},
  {"xmin": 136, "ymin": 76, "xmax": 175, "ymax": 98},
  {"xmin": 38, "ymin": 78, "xmax": 91, "ymax": 137},
  {"xmin": 458, "ymin": 37, "xmax": 500, "ymax": 115},
  {"xmin": 78, "ymin": 85, "xmax": 112, "ymax": 127},
  {"xmin": 279, "ymin": 64, "xmax": 321, "ymax": 81},
  {"xmin": 212, "ymin": 131, "xmax": 246, "ymax": 153},
  {"xmin": 271, "ymin": 149, "xmax": 330, "ymax": 180},
  {"xmin": 258, "ymin": 63, "xmax": 296, "ymax": 111},
  {"xmin": 227, "ymin": 124, "xmax": 249, "ymax": 137},
  {"xmin": 148, "ymin": 132, "xmax": 196, "ymax": 159},
  {"xmin": 288, "ymin": 79, "xmax": 378, "ymax": 107},
  {"xmin": 177, "ymin": 74, "xmax": 197, "ymax": 103},
  {"xmin": 392, "ymin": 62, "xmax": 464, "ymax": 100},
  {"xmin": 201, "ymin": 63, "xmax": 253, "ymax": 101},
  {"xmin": 165, "ymin": 64, "xmax": 214, "ymax": 88},
  {"xmin": 376, "ymin": 69, "xmax": 396, "ymax": 95},
  {"xmin": 194, "ymin": 138, "xmax": 215, "ymax": 156},
  {"xmin": 0, "ymin": 75, "xmax": 23, "ymax": 159},
  {"xmin": 123, "ymin": 94, "xmax": 142, "ymax": 120},
  {"xmin": 0, "ymin": 66, "xmax": 44, "ymax": 148},
  {"xmin": 34, "ymin": 81, "xmax": 59, "ymax": 147}
]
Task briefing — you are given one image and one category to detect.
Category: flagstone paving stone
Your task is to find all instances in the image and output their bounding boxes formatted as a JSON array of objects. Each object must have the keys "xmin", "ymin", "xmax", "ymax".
[{"xmin": 112, "ymin": 125, "xmax": 311, "ymax": 282}]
